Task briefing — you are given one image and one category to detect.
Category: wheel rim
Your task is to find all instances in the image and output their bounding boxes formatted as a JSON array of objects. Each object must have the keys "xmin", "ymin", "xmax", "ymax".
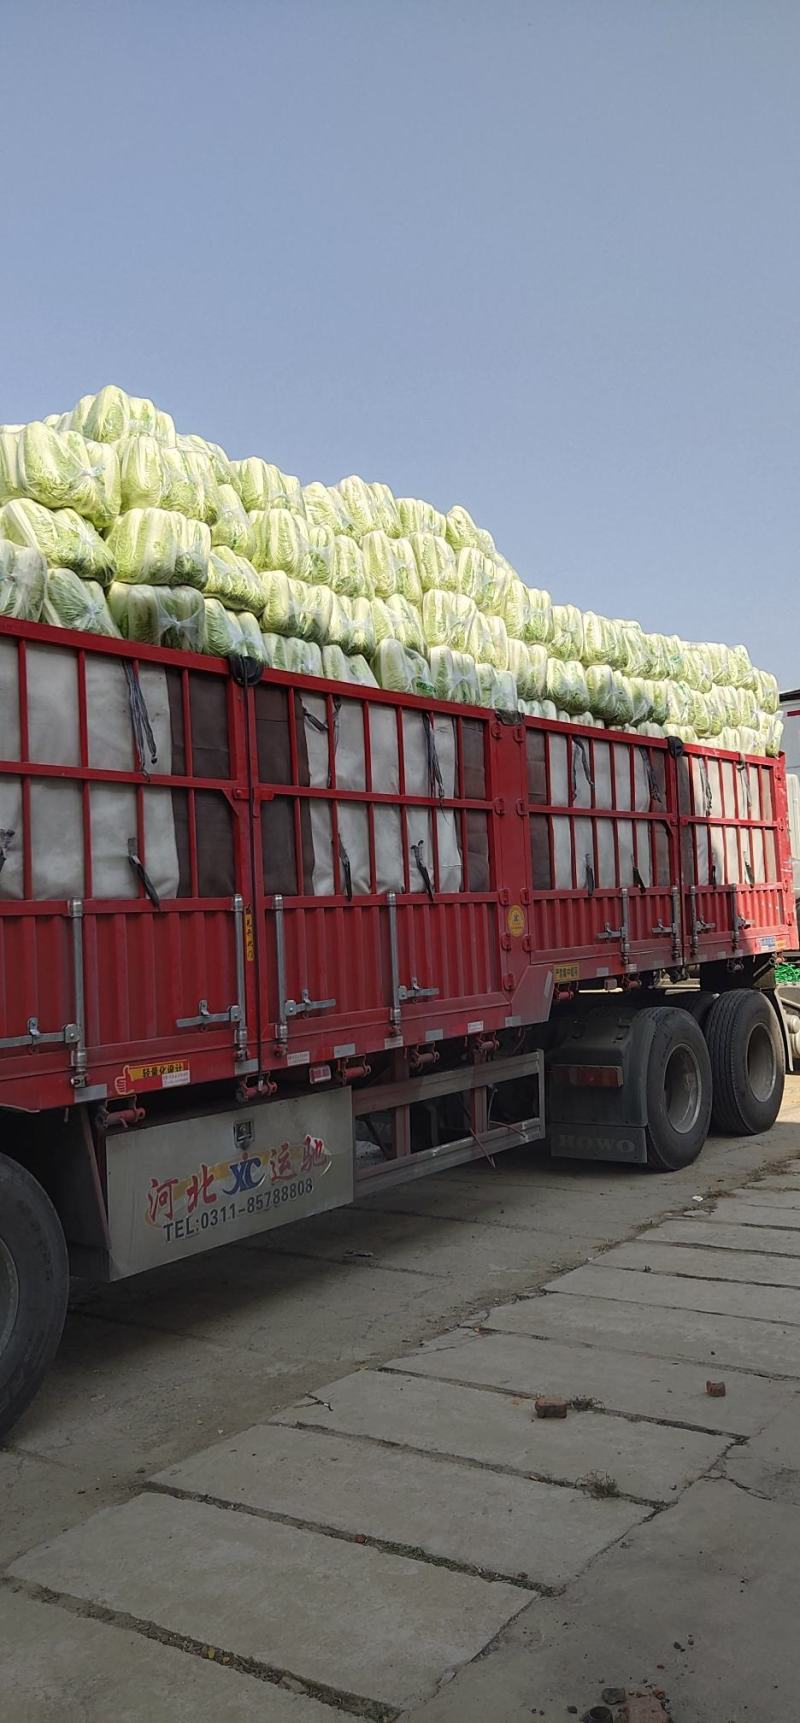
[
  {"xmin": 663, "ymin": 1044, "xmax": 702, "ymax": 1135},
  {"xmin": 0, "ymin": 1237, "xmax": 20, "ymax": 1356},
  {"xmin": 747, "ymin": 1022, "xmax": 777, "ymax": 1104}
]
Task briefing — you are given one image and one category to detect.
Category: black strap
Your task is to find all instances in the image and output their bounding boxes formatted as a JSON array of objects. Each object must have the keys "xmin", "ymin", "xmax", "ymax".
[
  {"xmin": 571, "ymin": 736, "xmax": 594, "ymax": 797},
  {"xmin": 632, "ymin": 863, "xmax": 647, "ymax": 894},
  {"xmin": 698, "ymin": 756, "xmax": 713, "ymax": 817},
  {"xmin": 584, "ymin": 856, "xmax": 595, "ymax": 897},
  {"xmin": 639, "ymin": 746, "xmax": 662, "ymax": 805},
  {"xmin": 338, "ymin": 836, "xmax": 353, "ymax": 900},
  {"xmin": 0, "ymin": 828, "xmax": 14, "ymax": 874},
  {"xmin": 423, "ymin": 713, "xmax": 445, "ymax": 800},
  {"xmin": 411, "ymin": 840, "xmax": 435, "ymax": 900},
  {"xmin": 124, "ymin": 662, "xmax": 158, "ymax": 775},
  {"xmin": 737, "ymin": 759, "xmax": 752, "ymax": 813},
  {"xmin": 128, "ymin": 841, "xmax": 161, "ymax": 909},
  {"xmin": 228, "ymin": 653, "xmax": 263, "ymax": 687}
]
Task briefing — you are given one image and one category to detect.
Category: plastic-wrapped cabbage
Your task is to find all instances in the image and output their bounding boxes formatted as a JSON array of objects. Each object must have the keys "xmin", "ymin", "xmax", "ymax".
[
  {"xmin": 302, "ymin": 481, "xmax": 354, "ymax": 535},
  {"xmin": 582, "ymin": 612, "xmax": 624, "ymax": 669},
  {"xmin": 585, "ymin": 663, "xmax": 617, "ymax": 721},
  {"xmin": 331, "ymin": 535, "xmax": 369, "ymax": 598},
  {"xmin": 106, "ymin": 509, "xmax": 210, "ymax": 588},
  {"xmin": 485, "ymin": 567, "xmax": 519, "ymax": 618},
  {"xmin": 385, "ymin": 594, "xmax": 426, "ymax": 654},
  {"xmin": 422, "ymin": 588, "xmax": 478, "ymax": 652},
  {"xmin": 504, "ymin": 580, "xmax": 553, "ymax": 645},
  {"xmin": 392, "ymin": 538, "xmax": 423, "ymax": 607},
  {"xmin": 70, "ymin": 386, "xmax": 176, "ymax": 447},
  {"xmin": 108, "ymin": 582, "xmax": 205, "ymax": 651},
  {"xmin": 683, "ymin": 646, "xmax": 713, "ymax": 693},
  {"xmin": 627, "ymin": 675, "xmax": 651, "ymax": 723},
  {"xmin": 205, "ymin": 547, "xmax": 265, "ymax": 613},
  {"xmin": 232, "ymin": 458, "xmax": 304, "ymax": 515},
  {"xmin": 455, "ymin": 547, "xmax": 495, "ymax": 606},
  {"xmin": 762, "ymin": 714, "xmax": 784, "ymax": 757},
  {"xmin": 549, "ymin": 604, "xmax": 584, "ymax": 662},
  {"xmin": 42, "ymin": 568, "xmax": 120, "ymax": 638},
  {"xmin": 643, "ymin": 634, "xmax": 669, "ymax": 680},
  {"xmin": 15, "ymin": 424, "xmax": 120, "ymax": 528},
  {"xmin": 0, "ymin": 499, "xmax": 116, "ymax": 585},
  {"xmin": 464, "ymin": 610, "xmax": 495, "ymax": 665},
  {"xmin": 482, "ymin": 614, "xmax": 509, "ymax": 672},
  {"xmin": 658, "ymin": 634, "xmax": 687, "ymax": 681},
  {"xmin": 545, "ymin": 657, "xmax": 589, "ymax": 714},
  {"xmin": 371, "ymin": 597, "xmax": 393, "ymax": 646},
  {"xmin": 296, "ymin": 584, "xmax": 351, "ymax": 648},
  {"xmin": 619, "ymin": 621, "xmax": 651, "ymax": 677},
  {"xmin": 396, "ymin": 497, "xmax": 447, "ymax": 538},
  {"xmin": 429, "ymin": 647, "xmax": 480, "ymax": 705},
  {"xmin": 341, "ymin": 596, "xmax": 377, "ymax": 658},
  {"xmin": 686, "ymin": 689, "xmax": 712, "ymax": 736},
  {"xmin": 0, "ymin": 539, "xmax": 46, "ymax": 620},
  {"xmin": 262, "ymin": 634, "xmax": 324, "ymax": 677},
  {"xmin": 118, "ymin": 438, "xmax": 219, "ymax": 522},
  {"xmin": 321, "ymin": 645, "xmax": 378, "ymax": 686},
  {"xmin": 0, "ymin": 431, "xmax": 20, "ymax": 503},
  {"xmin": 508, "ymin": 640, "xmax": 548, "ymax": 700},
  {"xmin": 335, "ymin": 476, "xmax": 378, "ymax": 537},
  {"xmin": 238, "ymin": 611, "xmax": 266, "ymax": 660},
  {"xmin": 663, "ymin": 682, "xmax": 692, "ymax": 727},
  {"xmin": 362, "ymin": 530, "xmax": 399, "ymax": 598},
  {"xmin": 260, "ymin": 571, "xmax": 306, "ymax": 637},
  {"xmin": 754, "ymin": 667, "xmax": 780, "ymax": 715},
  {"xmin": 445, "ymin": 505, "xmax": 495, "ymax": 559},
  {"xmin": 249, "ymin": 509, "xmax": 310, "ymax": 579},
  {"xmin": 176, "ymin": 432, "xmax": 233, "ymax": 487},
  {"xmin": 726, "ymin": 643, "xmax": 756, "ymax": 690},
  {"xmin": 476, "ymin": 663, "xmax": 518, "ymax": 711},
  {"xmin": 211, "ymin": 484, "xmax": 255, "ymax": 557},
  {"xmin": 370, "ymin": 481, "xmax": 402, "ymax": 538},
  {"xmin": 305, "ymin": 523, "xmax": 334, "ymax": 586},
  {"xmin": 373, "ymin": 639, "xmax": 434, "ymax": 698},
  {"xmin": 202, "ymin": 600, "xmax": 247, "ymax": 660},
  {"xmin": 408, "ymin": 531, "xmax": 458, "ymax": 593}
]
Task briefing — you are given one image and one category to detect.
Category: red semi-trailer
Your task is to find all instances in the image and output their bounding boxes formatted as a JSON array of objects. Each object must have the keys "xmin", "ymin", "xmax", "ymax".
[{"xmin": 0, "ymin": 614, "xmax": 795, "ymax": 1435}]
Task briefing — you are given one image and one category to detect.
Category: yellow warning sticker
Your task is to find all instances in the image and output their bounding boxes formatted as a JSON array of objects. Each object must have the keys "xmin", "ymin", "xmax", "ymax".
[
  {"xmin": 554, "ymin": 961, "xmax": 579, "ymax": 983},
  {"xmin": 506, "ymin": 905, "xmax": 525, "ymax": 938},
  {"xmin": 244, "ymin": 908, "xmax": 255, "ymax": 962}
]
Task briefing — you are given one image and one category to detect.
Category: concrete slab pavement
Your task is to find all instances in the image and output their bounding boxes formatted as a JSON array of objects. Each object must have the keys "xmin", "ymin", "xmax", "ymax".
[
  {"xmin": 397, "ymin": 1479, "xmax": 800, "ymax": 1723},
  {"xmin": 5, "ymin": 1086, "xmax": 800, "ymax": 1719},
  {"xmin": 0, "ymin": 1587, "xmax": 330, "ymax": 1723},
  {"xmin": 382, "ymin": 1328, "xmax": 794, "ymax": 1432},
  {"xmin": 154, "ymin": 1423, "xmax": 647, "ymax": 1589},
  {"xmin": 274, "ymin": 1369, "xmax": 730, "ymax": 1501},
  {"xmin": 9, "ymin": 1492, "xmax": 529, "ymax": 1714}
]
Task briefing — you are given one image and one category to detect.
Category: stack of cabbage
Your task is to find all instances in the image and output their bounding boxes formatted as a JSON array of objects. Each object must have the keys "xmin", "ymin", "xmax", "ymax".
[{"xmin": 0, "ymin": 385, "xmax": 783, "ymax": 755}]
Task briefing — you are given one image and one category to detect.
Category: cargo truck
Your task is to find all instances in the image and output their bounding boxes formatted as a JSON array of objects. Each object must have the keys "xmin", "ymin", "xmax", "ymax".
[{"xmin": 0, "ymin": 615, "xmax": 795, "ymax": 1437}]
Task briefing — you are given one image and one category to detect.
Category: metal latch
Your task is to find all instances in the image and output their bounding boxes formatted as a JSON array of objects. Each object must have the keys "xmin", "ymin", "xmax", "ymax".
[
  {"xmin": 177, "ymin": 1001, "xmax": 242, "ymax": 1029},
  {"xmin": 596, "ymin": 887, "xmax": 630, "ymax": 964},
  {"xmin": 688, "ymin": 886, "xmax": 716, "ymax": 955},
  {"xmin": 0, "ymin": 1016, "xmax": 81, "ymax": 1052},
  {"xmin": 284, "ymin": 990, "xmax": 336, "ymax": 1018},
  {"xmin": 398, "ymin": 978, "xmax": 439, "ymax": 1003}
]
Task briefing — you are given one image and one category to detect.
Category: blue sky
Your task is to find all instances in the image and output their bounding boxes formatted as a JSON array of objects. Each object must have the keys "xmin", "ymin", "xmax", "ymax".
[{"xmin": 3, "ymin": 0, "xmax": 798, "ymax": 683}]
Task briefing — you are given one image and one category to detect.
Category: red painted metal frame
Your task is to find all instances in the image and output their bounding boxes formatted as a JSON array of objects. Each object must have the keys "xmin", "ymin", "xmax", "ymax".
[{"xmin": 0, "ymin": 613, "xmax": 795, "ymax": 1114}]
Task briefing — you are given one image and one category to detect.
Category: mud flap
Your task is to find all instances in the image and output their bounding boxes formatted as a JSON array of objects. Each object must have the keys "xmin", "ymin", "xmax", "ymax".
[{"xmin": 547, "ymin": 1005, "xmax": 654, "ymax": 1164}]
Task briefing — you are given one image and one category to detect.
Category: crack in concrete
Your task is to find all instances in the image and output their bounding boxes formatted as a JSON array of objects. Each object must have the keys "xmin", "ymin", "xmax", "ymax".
[{"xmin": 0, "ymin": 1575, "xmax": 397, "ymax": 1722}]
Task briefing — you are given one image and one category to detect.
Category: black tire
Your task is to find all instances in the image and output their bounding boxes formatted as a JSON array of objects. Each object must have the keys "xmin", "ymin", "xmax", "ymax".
[
  {"xmin": 706, "ymin": 989, "xmax": 785, "ymax": 1136},
  {"xmin": 637, "ymin": 1007, "xmax": 713, "ymax": 1171},
  {"xmin": 0, "ymin": 1154, "xmax": 68, "ymax": 1442}
]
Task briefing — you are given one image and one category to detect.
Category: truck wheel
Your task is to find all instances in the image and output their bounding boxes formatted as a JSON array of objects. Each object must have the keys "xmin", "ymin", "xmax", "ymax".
[
  {"xmin": 638, "ymin": 1007, "xmax": 713, "ymax": 1171},
  {"xmin": 0, "ymin": 1154, "xmax": 68, "ymax": 1442},
  {"xmin": 706, "ymin": 990, "xmax": 785, "ymax": 1136}
]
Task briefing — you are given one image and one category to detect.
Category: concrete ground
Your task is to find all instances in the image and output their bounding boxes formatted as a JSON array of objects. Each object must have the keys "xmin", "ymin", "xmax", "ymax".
[{"xmin": 3, "ymin": 1078, "xmax": 800, "ymax": 1720}]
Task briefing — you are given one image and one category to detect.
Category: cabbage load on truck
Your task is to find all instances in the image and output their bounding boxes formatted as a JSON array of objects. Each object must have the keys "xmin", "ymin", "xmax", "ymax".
[{"xmin": 0, "ymin": 613, "xmax": 796, "ymax": 1437}]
